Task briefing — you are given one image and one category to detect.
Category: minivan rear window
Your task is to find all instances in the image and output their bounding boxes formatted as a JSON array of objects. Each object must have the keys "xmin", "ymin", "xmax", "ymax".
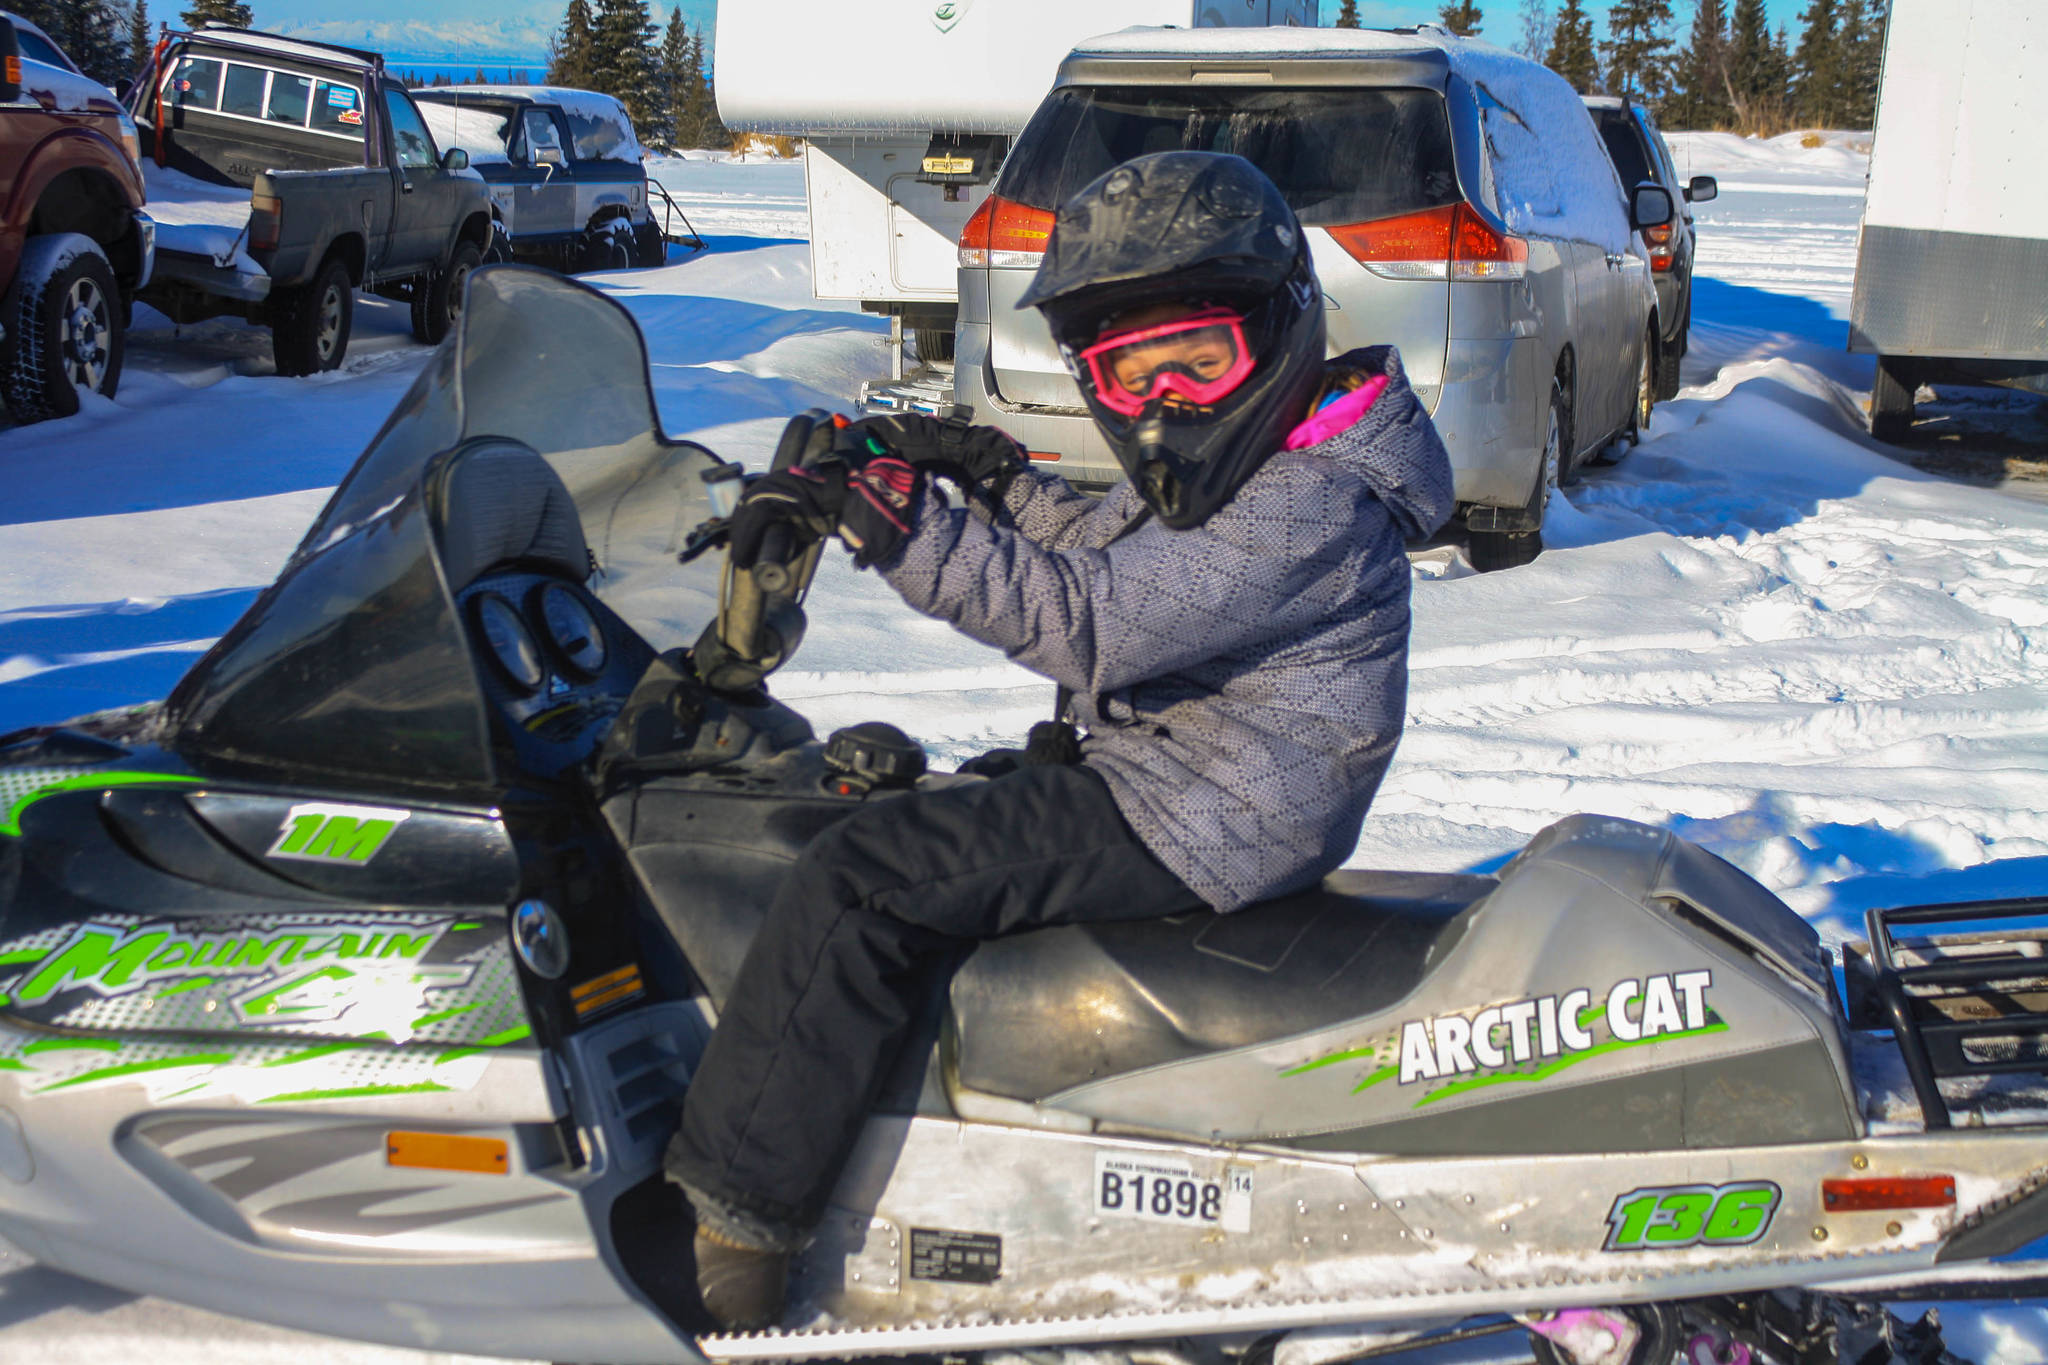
[
  {"xmin": 1594, "ymin": 113, "xmax": 1652, "ymax": 191},
  {"xmin": 998, "ymin": 86, "xmax": 1460, "ymax": 227}
]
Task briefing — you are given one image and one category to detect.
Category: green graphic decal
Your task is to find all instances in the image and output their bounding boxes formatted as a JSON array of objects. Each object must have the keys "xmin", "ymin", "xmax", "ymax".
[
  {"xmin": 266, "ymin": 802, "xmax": 411, "ymax": 864},
  {"xmin": 1605, "ymin": 1180, "xmax": 1780, "ymax": 1251},
  {"xmin": 0, "ymin": 769, "xmax": 201, "ymax": 837},
  {"xmin": 1280, "ymin": 969, "xmax": 1729, "ymax": 1109}
]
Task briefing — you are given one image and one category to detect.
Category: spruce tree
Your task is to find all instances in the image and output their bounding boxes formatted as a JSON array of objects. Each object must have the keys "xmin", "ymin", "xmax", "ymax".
[
  {"xmin": 29, "ymin": 1, "xmax": 124, "ymax": 84},
  {"xmin": 180, "ymin": 0, "xmax": 250, "ymax": 27},
  {"xmin": 1791, "ymin": 0, "xmax": 1841, "ymax": 128},
  {"xmin": 1724, "ymin": 0, "xmax": 1774, "ymax": 132},
  {"xmin": 681, "ymin": 30, "xmax": 726, "ymax": 149},
  {"xmin": 128, "ymin": 0, "xmax": 151, "ymax": 69},
  {"xmin": 1670, "ymin": 0, "xmax": 1732, "ymax": 130},
  {"xmin": 656, "ymin": 8, "xmax": 688, "ymax": 148},
  {"xmin": 548, "ymin": 0, "xmax": 597, "ymax": 88},
  {"xmin": 1438, "ymin": 1, "xmax": 1482, "ymax": 35},
  {"xmin": 1545, "ymin": 0, "xmax": 1599, "ymax": 93},
  {"xmin": 1838, "ymin": 0, "xmax": 1882, "ymax": 128},
  {"xmin": 1333, "ymin": 0, "xmax": 1361, "ymax": 27},
  {"xmin": 1601, "ymin": 0, "xmax": 1674, "ymax": 103},
  {"xmin": 591, "ymin": 0, "xmax": 657, "ymax": 136},
  {"xmin": 1516, "ymin": 0, "xmax": 1553, "ymax": 61}
]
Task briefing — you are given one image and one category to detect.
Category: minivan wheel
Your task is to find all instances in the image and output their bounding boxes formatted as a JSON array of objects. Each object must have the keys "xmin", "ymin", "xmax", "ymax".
[
  {"xmin": 1655, "ymin": 303, "xmax": 1686, "ymax": 400},
  {"xmin": 1468, "ymin": 382, "xmax": 1562, "ymax": 573}
]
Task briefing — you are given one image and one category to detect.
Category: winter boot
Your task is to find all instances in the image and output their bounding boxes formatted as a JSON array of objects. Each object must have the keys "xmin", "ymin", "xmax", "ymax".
[{"xmin": 693, "ymin": 1224, "xmax": 790, "ymax": 1332}]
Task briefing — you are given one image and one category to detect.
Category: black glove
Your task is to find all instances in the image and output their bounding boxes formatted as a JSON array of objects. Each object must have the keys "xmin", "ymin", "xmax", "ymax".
[
  {"xmin": 726, "ymin": 466, "xmax": 843, "ymax": 570},
  {"xmin": 837, "ymin": 456, "xmax": 924, "ymax": 567},
  {"xmin": 843, "ymin": 414, "xmax": 1026, "ymax": 507}
]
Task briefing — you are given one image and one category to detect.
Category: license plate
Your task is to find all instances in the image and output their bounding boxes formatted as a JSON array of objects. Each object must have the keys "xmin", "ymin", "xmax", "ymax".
[
  {"xmin": 1093, "ymin": 1152, "xmax": 1252, "ymax": 1232},
  {"xmin": 922, "ymin": 155, "xmax": 975, "ymax": 175}
]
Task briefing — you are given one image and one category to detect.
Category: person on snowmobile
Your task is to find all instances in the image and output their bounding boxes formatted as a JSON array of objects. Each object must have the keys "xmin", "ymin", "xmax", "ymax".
[{"xmin": 664, "ymin": 150, "xmax": 1456, "ymax": 1330}]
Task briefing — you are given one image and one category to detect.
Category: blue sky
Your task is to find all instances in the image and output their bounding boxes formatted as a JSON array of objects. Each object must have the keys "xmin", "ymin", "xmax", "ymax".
[{"xmin": 246, "ymin": 0, "xmax": 1811, "ymax": 73}]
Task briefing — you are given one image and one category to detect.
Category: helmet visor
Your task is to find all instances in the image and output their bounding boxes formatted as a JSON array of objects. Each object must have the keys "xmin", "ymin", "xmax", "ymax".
[{"xmin": 1078, "ymin": 308, "xmax": 1255, "ymax": 419}]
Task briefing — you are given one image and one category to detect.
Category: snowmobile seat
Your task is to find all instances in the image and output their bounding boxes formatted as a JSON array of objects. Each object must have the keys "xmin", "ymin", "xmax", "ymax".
[
  {"xmin": 430, "ymin": 438, "xmax": 591, "ymax": 591},
  {"xmin": 946, "ymin": 868, "xmax": 1493, "ymax": 1103}
]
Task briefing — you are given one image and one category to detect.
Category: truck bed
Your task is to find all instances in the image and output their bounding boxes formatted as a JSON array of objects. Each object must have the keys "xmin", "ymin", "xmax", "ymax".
[{"xmin": 142, "ymin": 163, "xmax": 256, "ymax": 272}]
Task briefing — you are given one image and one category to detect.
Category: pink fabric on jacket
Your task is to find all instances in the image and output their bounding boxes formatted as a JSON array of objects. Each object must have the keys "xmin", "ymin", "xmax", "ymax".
[{"xmin": 1283, "ymin": 373, "xmax": 1390, "ymax": 451}]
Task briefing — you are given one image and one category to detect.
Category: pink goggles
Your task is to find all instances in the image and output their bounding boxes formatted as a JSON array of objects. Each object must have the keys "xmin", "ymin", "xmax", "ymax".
[{"xmin": 1077, "ymin": 307, "xmax": 1256, "ymax": 418}]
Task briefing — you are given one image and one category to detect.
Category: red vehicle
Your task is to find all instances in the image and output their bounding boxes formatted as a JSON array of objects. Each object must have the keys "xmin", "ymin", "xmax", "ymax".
[{"xmin": 0, "ymin": 12, "xmax": 155, "ymax": 422}]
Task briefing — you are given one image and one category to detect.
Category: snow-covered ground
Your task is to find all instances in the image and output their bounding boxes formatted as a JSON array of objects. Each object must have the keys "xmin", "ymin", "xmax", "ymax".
[{"xmin": 2, "ymin": 134, "xmax": 2047, "ymax": 1361}]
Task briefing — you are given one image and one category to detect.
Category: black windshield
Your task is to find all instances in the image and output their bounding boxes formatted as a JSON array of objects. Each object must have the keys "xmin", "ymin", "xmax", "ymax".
[{"xmin": 166, "ymin": 268, "xmax": 724, "ymax": 796}]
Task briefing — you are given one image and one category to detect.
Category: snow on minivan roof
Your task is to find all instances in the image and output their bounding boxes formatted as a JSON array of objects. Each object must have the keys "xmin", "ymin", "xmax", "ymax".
[{"xmin": 1070, "ymin": 26, "xmax": 1631, "ymax": 254}]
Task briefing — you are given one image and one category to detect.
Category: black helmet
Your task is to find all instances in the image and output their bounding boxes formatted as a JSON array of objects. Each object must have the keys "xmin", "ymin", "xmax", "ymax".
[{"xmin": 1018, "ymin": 151, "xmax": 1325, "ymax": 529}]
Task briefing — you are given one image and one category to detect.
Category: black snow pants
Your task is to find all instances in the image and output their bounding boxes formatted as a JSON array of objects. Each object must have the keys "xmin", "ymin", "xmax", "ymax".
[{"xmin": 665, "ymin": 761, "xmax": 1202, "ymax": 1243}]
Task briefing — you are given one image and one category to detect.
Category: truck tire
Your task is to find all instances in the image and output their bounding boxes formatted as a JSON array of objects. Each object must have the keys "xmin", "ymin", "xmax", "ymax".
[
  {"xmin": 1870, "ymin": 354, "xmax": 1916, "ymax": 443},
  {"xmin": 411, "ymin": 240, "xmax": 482, "ymax": 346},
  {"xmin": 272, "ymin": 257, "xmax": 354, "ymax": 377},
  {"xmin": 1655, "ymin": 298, "xmax": 1688, "ymax": 401},
  {"xmin": 1, "ymin": 235, "xmax": 124, "ymax": 423},
  {"xmin": 1468, "ymin": 381, "xmax": 1564, "ymax": 573},
  {"xmin": 578, "ymin": 218, "xmax": 633, "ymax": 273}
]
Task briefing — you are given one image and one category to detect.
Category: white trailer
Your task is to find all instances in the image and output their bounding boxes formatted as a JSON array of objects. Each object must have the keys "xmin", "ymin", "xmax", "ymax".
[
  {"xmin": 714, "ymin": 0, "xmax": 1309, "ymax": 393},
  {"xmin": 1850, "ymin": 0, "xmax": 2047, "ymax": 440}
]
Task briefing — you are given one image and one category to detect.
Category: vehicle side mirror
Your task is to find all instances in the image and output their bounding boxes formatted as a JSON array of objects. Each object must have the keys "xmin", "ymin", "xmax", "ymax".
[
  {"xmin": 536, "ymin": 145, "xmax": 564, "ymax": 169},
  {"xmin": 0, "ymin": 20, "xmax": 21, "ymax": 106},
  {"xmin": 1685, "ymin": 175, "xmax": 1718, "ymax": 204},
  {"xmin": 1631, "ymin": 183, "xmax": 1674, "ymax": 231},
  {"xmin": 441, "ymin": 146, "xmax": 468, "ymax": 171}
]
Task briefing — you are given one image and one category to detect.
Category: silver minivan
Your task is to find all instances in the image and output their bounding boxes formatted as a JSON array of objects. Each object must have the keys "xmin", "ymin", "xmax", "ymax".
[{"xmin": 951, "ymin": 28, "xmax": 1671, "ymax": 568}]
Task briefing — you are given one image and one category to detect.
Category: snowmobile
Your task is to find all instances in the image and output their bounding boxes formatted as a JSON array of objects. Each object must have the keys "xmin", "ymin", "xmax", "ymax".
[{"xmin": 0, "ymin": 267, "xmax": 2044, "ymax": 1365}]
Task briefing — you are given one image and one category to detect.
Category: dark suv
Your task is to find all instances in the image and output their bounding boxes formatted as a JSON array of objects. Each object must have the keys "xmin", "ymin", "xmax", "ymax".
[{"xmin": 1584, "ymin": 96, "xmax": 1716, "ymax": 400}]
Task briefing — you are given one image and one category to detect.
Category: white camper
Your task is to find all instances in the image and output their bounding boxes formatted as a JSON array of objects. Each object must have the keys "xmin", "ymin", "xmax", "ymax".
[
  {"xmin": 1850, "ymin": 0, "xmax": 2047, "ymax": 440},
  {"xmin": 714, "ymin": 0, "xmax": 1309, "ymax": 395}
]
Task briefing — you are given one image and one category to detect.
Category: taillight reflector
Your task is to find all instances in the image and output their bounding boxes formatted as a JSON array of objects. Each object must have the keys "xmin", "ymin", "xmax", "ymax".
[
  {"xmin": 1643, "ymin": 221, "xmax": 1675, "ymax": 273},
  {"xmin": 1328, "ymin": 202, "xmax": 1528, "ymax": 282},
  {"xmin": 959, "ymin": 195, "xmax": 1054, "ymax": 268},
  {"xmin": 4, "ymin": 57, "xmax": 19, "ymax": 87},
  {"xmin": 387, "ymin": 1131, "xmax": 509, "ymax": 1175},
  {"xmin": 250, "ymin": 191, "xmax": 282, "ymax": 252},
  {"xmin": 1821, "ymin": 1176, "xmax": 1956, "ymax": 1211},
  {"xmin": 1026, "ymin": 449, "xmax": 1061, "ymax": 462}
]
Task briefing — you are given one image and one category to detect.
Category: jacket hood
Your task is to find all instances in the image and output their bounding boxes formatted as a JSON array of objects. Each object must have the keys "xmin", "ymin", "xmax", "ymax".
[{"xmin": 1288, "ymin": 345, "xmax": 1456, "ymax": 542}]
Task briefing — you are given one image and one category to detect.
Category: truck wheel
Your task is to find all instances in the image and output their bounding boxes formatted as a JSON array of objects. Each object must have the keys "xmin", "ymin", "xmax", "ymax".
[
  {"xmin": 482, "ymin": 219, "xmax": 512, "ymax": 265},
  {"xmin": 411, "ymin": 241, "xmax": 482, "ymax": 346},
  {"xmin": 272, "ymin": 257, "xmax": 354, "ymax": 377},
  {"xmin": 1468, "ymin": 381, "xmax": 1563, "ymax": 573},
  {"xmin": 1, "ymin": 235, "xmax": 124, "ymax": 422},
  {"xmin": 578, "ymin": 219, "xmax": 633, "ymax": 273},
  {"xmin": 1870, "ymin": 354, "xmax": 1916, "ymax": 443}
]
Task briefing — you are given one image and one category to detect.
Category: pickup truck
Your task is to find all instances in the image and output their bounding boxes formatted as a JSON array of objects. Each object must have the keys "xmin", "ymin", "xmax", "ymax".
[
  {"xmin": 0, "ymin": 12, "xmax": 156, "ymax": 423},
  {"xmin": 413, "ymin": 86, "xmax": 697, "ymax": 271},
  {"xmin": 125, "ymin": 25, "xmax": 494, "ymax": 374}
]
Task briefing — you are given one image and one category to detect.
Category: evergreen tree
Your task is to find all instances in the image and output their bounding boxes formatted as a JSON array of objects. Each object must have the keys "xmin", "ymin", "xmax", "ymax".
[
  {"xmin": 1438, "ymin": 1, "xmax": 1482, "ymax": 35},
  {"xmin": 591, "ymin": 0, "xmax": 658, "ymax": 136},
  {"xmin": 681, "ymin": 30, "xmax": 726, "ymax": 149},
  {"xmin": 1723, "ymin": 0, "xmax": 1776, "ymax": 132},
  {"xmin": 1601, "ymin": 0, "xmax": 1674, "ymax": 102},
  {"xmin": 547, "ymin": 0, "xmax": 597, "ymax": 88},
  {"xmin": 1545, "ymin": 0, "xmax": 1599, "ymax": 92},
  {"xmin": 180, "ymin": 0, "xmax": 250, "ymax": 27},
  {"xmin": 1516, "ymin": 0, "xmax": 1553, "ymax": 61},
  {"xmin": 25, "ymin": 1, "xmax": 125, "ymax": 85},
  {"xmin": 1333, "ymin": 0, "xmax": 1361, "ymax": 27},
  {"xmin": 1838, "ymin": 0, "xmax": 1882, "ymax": 128},
  {"xmin": 128, "ymin": 0, "xmax": 151, "ymax": 70},
  {"xmin": 1669, "ymin": 0, "xmax": 1732, "ymax": 130},
  {"xmin": 1791, "ymin": 0, "xmax": 1842, "ymax": 127},
  {"xmin": 658, "ymin": 7, "xmax": 689, "ymax": 149}
]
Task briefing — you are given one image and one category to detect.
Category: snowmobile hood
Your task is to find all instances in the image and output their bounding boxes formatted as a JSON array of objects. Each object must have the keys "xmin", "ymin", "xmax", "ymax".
[{"xmin": 162, "ymin": 268, "xmax": 728, "ymax": 796}]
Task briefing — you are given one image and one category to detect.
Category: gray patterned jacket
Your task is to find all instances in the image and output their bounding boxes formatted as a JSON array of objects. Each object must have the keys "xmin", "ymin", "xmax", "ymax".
[{"xmin": 879, "ymin": 346, "xmax": 1455, "ymax": 911}]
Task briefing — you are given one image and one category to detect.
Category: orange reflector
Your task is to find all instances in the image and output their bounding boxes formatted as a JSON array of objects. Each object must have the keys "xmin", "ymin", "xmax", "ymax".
[
  {"xmin": 1821, "ymin": 1176, "xmax": 1956, "ymax": 1211},
  {"xmin": 387, "ymin": 1131, "xmax": 509, "ymax": 1175},
  {"xmin": 4, "ymin": 57, "xmax": 19, "ymax": 85},
  {"xmin": 572, "ymin": 963, "xmax": 644, "ymax": 1017},
  {"xmin": 1026, "ymin": 450, "xmax": 1062, "ymax": 462}
]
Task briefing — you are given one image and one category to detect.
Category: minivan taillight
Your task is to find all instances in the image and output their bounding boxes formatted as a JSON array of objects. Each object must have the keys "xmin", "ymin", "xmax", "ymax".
[
  {"xmin": 250, "ymin": 192, "xmax": 282, "ymax": 252},
  {"xmin": 1643, "ymin": 221, "xmax": 1675, "ymax": 272},
  {"xmin": 958, "ymin": 195, "xmax": 1055, "ymax": 268},
  {"xmin": 1327, "ymin": 203, "xmax": 1528, "ymax": 282}
]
